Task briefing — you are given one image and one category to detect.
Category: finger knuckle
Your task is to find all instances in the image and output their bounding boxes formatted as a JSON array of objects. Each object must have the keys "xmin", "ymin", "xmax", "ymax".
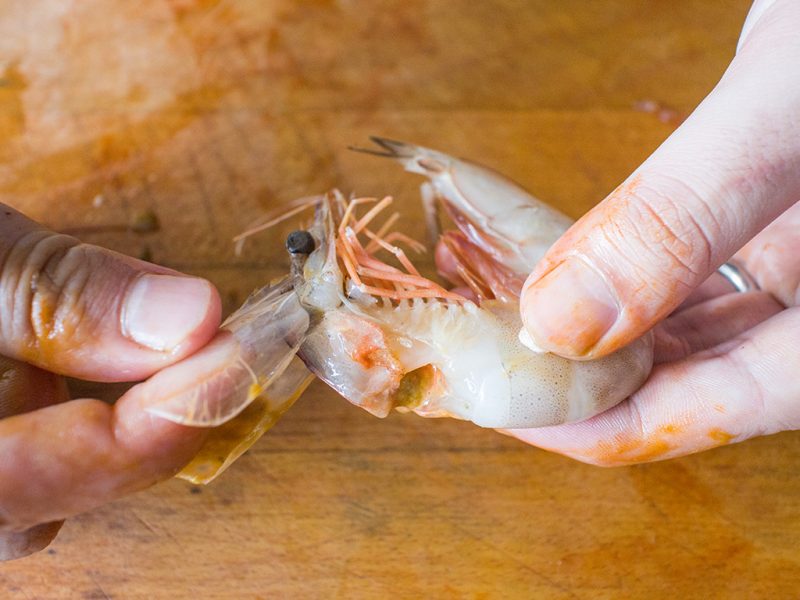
[
  {"xmin": 0, "ymin": 231, "xmax": 87, "ymax": 351},
  {"xmin": 601, "ymin": 177, "xmax": 719, "ymax": 300}
]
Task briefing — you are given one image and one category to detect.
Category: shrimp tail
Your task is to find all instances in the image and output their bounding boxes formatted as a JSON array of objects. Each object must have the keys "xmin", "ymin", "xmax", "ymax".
[
  {"xmin": 348, "ymin": 136, "xmax": 417, "ymax": 159},
  {"xmin": 177, "ymin": 355, "xmax": 314, "ymax": 484},
  {"xmin": 350, "ymin": 137, "xmax": 454, "ymax": 178}
]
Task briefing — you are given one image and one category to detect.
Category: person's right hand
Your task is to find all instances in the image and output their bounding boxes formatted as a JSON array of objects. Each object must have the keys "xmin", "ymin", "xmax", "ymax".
[
  {"xmin": 0, "ymin": 204, "xmax": 222, "ymax": 559},
  {"xmin": 510, "ymin": 0, "xmax": 800, "ymax": 464}
]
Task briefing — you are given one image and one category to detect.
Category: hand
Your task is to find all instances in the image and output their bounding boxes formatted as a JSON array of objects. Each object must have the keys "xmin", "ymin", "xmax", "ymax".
[
  {"xmin": 511, "ymin": 0, "xmax": 800, "ymax": 465},
  {"xmin": 0, "ymin": 205, "xmax": 221, "ymax": 559}
]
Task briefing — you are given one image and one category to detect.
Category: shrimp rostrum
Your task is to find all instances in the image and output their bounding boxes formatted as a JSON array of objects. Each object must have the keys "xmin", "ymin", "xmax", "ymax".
[{"xmin": 150, "ymin": 138, "xmax": 654, "ymax": 483}]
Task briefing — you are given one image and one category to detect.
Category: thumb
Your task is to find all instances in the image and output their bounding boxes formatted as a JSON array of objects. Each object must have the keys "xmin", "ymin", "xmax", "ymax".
[
  {"xmin": 0, "ymin": 205, "xmax": 221, "ymax": 381},
  {"xmin": 521, "ymin": 0, "xmax": 800, "ymax": 359}
]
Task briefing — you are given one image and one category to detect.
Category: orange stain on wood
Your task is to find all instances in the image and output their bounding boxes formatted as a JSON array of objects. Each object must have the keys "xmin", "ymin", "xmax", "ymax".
[
  {"xmin": 0, "ymin": 84, "xmax": 226, "ymax": 196},
  {"xmin": 0, "ymin": 62, "xmax": 27, "ymax": 160}
]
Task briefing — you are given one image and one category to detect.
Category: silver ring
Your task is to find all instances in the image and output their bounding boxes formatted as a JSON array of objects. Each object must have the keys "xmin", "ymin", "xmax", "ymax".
[{"xmin": 717, "ymin": 260, "xmax": 759, "ymax": 293}]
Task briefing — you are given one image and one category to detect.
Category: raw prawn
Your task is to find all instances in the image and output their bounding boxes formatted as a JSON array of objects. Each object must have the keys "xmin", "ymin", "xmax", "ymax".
[{"xmin": 150, "ymin": 138, "xmax": 654, "ymax": 483}]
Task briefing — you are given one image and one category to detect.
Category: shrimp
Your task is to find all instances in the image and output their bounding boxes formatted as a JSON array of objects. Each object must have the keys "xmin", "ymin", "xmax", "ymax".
[
  {"xmin": 293, "ymin": 139, "xmax": 653, "ymax": 427},
  {"xmin": 150, "ymin": 138, "xmax": 654, "ymax": 483}
]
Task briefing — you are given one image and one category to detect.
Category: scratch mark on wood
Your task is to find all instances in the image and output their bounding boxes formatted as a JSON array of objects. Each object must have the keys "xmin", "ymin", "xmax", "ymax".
[
  {"xmin": 187, "ymin": 150, "xmax": 218, "ymax": 231},
  {"xmin": 450, "ymin": 521, "xmax": 580, "ymax": 599},
  {"xmin": 131, "ymin": 509, "xmax": 158, "ymax": 536},
  {"xmin": 86, "ymin": 571, "xmax": 112, "ymax": 600}
]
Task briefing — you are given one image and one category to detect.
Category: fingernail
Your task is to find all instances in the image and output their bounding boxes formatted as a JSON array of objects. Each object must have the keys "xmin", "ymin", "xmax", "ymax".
[
  {"xmin": 122, "ymin": 274, "xmax": 213, "ymax": 352},
  {"xmin": 522, "ymin": 258, "xmax": 619, "ymax": 357}
]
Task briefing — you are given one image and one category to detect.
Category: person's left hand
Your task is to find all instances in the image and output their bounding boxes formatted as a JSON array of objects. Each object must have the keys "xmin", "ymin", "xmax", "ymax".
[
  {"xmin": 509, "ymin": 206, "xmax": 794, "ymax": 465},
  {"xmin": 508, "ymin": 0, "xmax": 800, "ymax": 465},
  {"xmin": 0, "ymin": 204, "xmax": 222, "ymax": 559}
]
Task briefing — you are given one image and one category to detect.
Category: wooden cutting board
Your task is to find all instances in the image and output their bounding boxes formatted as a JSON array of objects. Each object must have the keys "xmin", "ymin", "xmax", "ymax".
[{"xmin": 2, "ymin": 1, "xmax": 799, "ymax": 598}]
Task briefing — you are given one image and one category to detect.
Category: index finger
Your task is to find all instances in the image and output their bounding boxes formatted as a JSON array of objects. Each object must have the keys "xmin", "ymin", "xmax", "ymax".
[
  {"xmin": 0, "ymin": 345, "xmax": 223, "ymax": 530},
  {"xmin": 0, "ymin": 394, "xmax": 206, "ymax": 530}
]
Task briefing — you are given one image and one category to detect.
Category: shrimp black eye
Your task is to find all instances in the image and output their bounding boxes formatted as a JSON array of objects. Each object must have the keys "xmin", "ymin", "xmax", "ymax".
[{"xmin": 285, "ymin": 230, "xmax": 315, "ymax": 255}]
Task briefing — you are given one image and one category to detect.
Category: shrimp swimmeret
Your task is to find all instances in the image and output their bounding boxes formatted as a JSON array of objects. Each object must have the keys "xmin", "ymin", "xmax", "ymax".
[{"xmin": 150, "ymin": 138, "xmax": 654, "ymax": 483}]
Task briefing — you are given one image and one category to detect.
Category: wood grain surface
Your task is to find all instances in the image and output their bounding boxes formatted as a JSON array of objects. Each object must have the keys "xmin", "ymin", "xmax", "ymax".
[{"xmin": 3, "ymin": 1, "xmax": 799, "ymax": 598}]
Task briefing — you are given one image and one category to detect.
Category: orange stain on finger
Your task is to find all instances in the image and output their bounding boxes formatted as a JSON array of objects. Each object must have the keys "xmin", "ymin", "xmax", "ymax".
[
  {"xmin": 592, "ymin": 434, "xmax": 674, "ymax": 466},
  {"xmin": 708, "ymin": 429, "xmax": 734, "ymax": 444},
  {"xmin": 589, "ymin": 422, "xmax": 685, "ymax": 465},
  {"xmin": 522, "ymin": 174, "xmax": 671, "ymax": 357},
  {"xmin": 19, "ymin": 280, "xmax": 85, "ymax": 374},
  {"xmin": 585, "ymin": 422, "xmax": 738, "ymax": 466},
  {"xmin": 620, "ymin": 438, "xmax": 674, "ymax": 463},
  {"xmin": 657, "ymin": 423, "xmax": 681, "ymax": 434}
]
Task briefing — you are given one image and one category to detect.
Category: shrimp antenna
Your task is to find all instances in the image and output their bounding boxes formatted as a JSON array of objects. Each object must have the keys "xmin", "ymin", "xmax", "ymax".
[
  {"xmin": 232, "ymin": 196, "xmax": 319, "ymax": 256},
  {"xmin": 348, "ymin": 136, "xmax": 415, "ymax": 159}
]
